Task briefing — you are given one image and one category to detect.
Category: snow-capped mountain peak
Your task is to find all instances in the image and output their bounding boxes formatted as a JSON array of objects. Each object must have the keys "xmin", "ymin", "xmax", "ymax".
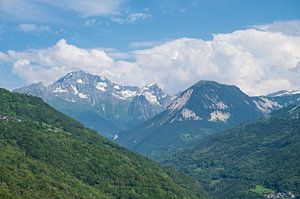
[
  {"xmin": 168, "ymin": 89, "xmax": 193, "ymax": 111},
  {"xmin": 267, "ymin": 89, "xmax": 300, "ymax": 97},
  {"xmin": 142, "ymin": 83, "xmax": 159, "ymax": 90},
  {"xmin": 140, "ymin": 83, "xmax": 171, "ymax": 106},
  {"xmin": 48, "ymin": 71, "xmax": 173, "ymax": 107},
  {"xmin": 14, "ymin": 70, "xmax": 173, "ymax": 138}
]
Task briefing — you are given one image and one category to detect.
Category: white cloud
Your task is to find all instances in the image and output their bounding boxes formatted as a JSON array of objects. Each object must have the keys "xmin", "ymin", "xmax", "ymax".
[
  {"xmin": 112, "ymin": 12, "xmax": 152, "ymax": 24},
  {"xmin": 85, "ymin": 19, "xmax": 98, "ymax": 26},
  {"xmin": 127, "ymin": 13, "xmax": 152, "ymax": 23},
  {"xmin": 0, "ymin": 0, "xmax": 124, "ymax": 22},
  {"xmin": 0, "ymin": 52, "xmax": 8, "ymax": 61},
  {"xmin": 7, "ymin": 39, "xmax": 115, "ymax": 84},
  {"xmin": 0, "ymin": 0, "xmax": 55, "ymax": 22},
  {"xmin": 18, "ymin": 23, "xmax": 51, "ymax": 33},
  {"xmin": 2, "ymin": 21, "xmax": 300, "ymax": 96},
  {"xmin": 132, "ymin": 29, "xmax": 300, "ymax": 95},
  {"xmin": 130, "ymin": 40, "xmax": 165, "ymax": 49},
  {"xmin": 253, "ymin": 20, "xmax": 300, "ymax": 36},
  {"xmin": 43, "ymin": 0, "xmax": 124, "ymax": 17}
]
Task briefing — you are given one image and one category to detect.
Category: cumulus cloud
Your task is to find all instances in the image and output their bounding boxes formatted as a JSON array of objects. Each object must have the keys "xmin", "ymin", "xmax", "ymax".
[
  {"xmin": 6, "ymin": 39, "xmax": 116, "ymax": 84},
  {"xmin": 130, "ymin": 40, "xmax": 165, "ymax": 49},
  {"xmin": 2, "ymin": 21, "xmax": 300, "ymax": 96},
  {"xmin": 253, "ymin": 20, "xmax": 300, "ymax": 36},
  {"xmin": 18, "ymin": 23, "xmax": 51, "ymax": 33},
  {"xmin": 132, "ymin": 29, "xmax": 300, "ymax": 95}
]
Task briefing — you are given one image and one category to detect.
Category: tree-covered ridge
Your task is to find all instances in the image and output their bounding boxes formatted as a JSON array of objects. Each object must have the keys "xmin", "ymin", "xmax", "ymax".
[
  {"xmin": 163, "ymin": 104, "xmax": 300, "ymax": 199},
  {"xmin": 0, "ymin": 88, "xmax": 208, "ymax": 199}
]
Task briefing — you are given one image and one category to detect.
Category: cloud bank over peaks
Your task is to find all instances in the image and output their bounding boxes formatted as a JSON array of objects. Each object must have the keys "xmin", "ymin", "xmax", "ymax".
[
  {"xmin": 2, "ymin": 21, "xmax": 300, "ymax": 96},
  {"xmin": 253, "ymin": 20, "xmax": 300, "ymax": 36},
  {"xmin": 132, "ymin": 28, "xmax": 300, "ymax": 95}
]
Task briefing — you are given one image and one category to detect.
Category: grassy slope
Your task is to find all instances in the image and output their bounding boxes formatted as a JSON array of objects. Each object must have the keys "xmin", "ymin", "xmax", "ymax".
[{"xmin": 0, "ymin": 88, "xmax": 208, "ymax": 199}]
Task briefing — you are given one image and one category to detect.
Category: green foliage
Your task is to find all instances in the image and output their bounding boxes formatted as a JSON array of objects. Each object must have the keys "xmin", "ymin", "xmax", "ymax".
[
  {"xmin": 250, "ymin": 185, "xmax": 273, "ymax": 195},
  {"xmin": 0, "ymin": 88, "xmax": 208, "ymax": 199},
  {"xmin": 163, "ymin": 104, "xmax": 300, "ymax": 199}
]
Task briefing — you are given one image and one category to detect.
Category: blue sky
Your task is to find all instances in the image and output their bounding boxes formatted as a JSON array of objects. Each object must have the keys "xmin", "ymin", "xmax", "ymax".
[
  {"xmin": 1, "ymin": 0, "xmax": 300, "ymax": 95},
  {"xmin": 1, "ymin": 0, "xmax": 299, "ymax": 51}
]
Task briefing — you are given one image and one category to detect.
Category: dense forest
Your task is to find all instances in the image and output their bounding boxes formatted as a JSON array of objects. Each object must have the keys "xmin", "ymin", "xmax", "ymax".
[
  {"xmin": 0, "ymin": 88, "xmax": 208, "ymax": 199},
  {"xmin": 163, "ymin": 104, "xmax": 300, "ymax": 198}
]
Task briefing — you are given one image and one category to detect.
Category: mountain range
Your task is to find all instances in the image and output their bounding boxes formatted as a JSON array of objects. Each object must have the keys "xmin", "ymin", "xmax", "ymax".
[
  {"xmin": 15, "ymin": 71, "xmax": 300, "ymax": 160},
  {"xmin": 5, "ymin": 71, "xmax": 300, "ymax": 198},
  {"xmin": 14, "ymin": 71, "xmax": 171, "ymax": 139},
  {"xmin": 117, "ymin": 80, "xmax": 300, "ymax": 159}
]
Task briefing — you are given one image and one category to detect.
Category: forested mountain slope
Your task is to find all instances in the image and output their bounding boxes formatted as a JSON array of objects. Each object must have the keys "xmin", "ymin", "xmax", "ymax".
[
  {"xmin": 0, "ymin": 88, "xmax": 208, "ymax": 199},
  {"xmin": 163, "ymin": 104, "xmax": 300, "ymax": 198}
]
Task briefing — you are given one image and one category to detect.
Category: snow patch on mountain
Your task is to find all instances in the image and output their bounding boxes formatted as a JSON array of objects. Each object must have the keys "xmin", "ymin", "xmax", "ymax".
[
  {"xmin": 204, "ymin": 94, "xmax": 228, "ymax": 110},
  {"xmin": 180, "ymin": 108, "xmax": 202, "ymax": 121},
  {"xmin": 77, "ymin": 79, "xmax": 83, "ymax": 84},
  {"xmin": 114, "ymin": 85, "xmax": 120, "ymax": 90},
  {"xmin": 205, "ymin": 94, "xmax": 217, "ymax": 103},
  {"xmin": 294, "ymin": 90, "xmax": 300, "ymax": 95},
  {"xmin": 244, "ymin": 100, "xmax": 250, "ymax": 105},
  {"xmin": 209, "ymin": 111, "xmax": 230, "ymax": 122},
  {"xmin": 96, "ymin": 82, "xmax": 107, "ymax": 92},
  {"xmin": 143, "ymin": 91, "xmax": 159, "ymax": 105},
  {"xmin": 120, "ymin": 90, "xmax": 137, "ymax": 98},
  {"xmin": 213, "ymin": 101, "xmax": 228, "ymax": 110},
  {"xmin": 253, "ymin": 97, "xmax": 282, "ymax": 113},
  {"xmin": 268, "ymin": 90, "xmax": 300, "ymax": 97},
  {"xmin": 169, "ymin": 89, "xmax": 193, "ymax": 111},
  {"xmin": 71, "ymin": 85, "xmax": 78, "ymax": 95},
  {"xmin": 52, "ymin": 86, "xmax": 68, "ymax": 93},
  {"xmin": 113, "ymin": 134, "xmax": 119, "ymax": 140},
  {"xmin": 69, "ymin": 84, "xmax": 88, "ymax": 99},
  {"xmin": 78, "ymin": 93, "xmax": 88, "ymax": 99}
]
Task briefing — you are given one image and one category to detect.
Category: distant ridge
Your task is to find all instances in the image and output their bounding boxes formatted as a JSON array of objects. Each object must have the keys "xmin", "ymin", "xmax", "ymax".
[
  {"xmin": 117, "ymin": 80, "xmax": 300, "ymax": 159},
  {"xmin": 14, "ymin": 71, "xmax": 172, "ymax": 138}
]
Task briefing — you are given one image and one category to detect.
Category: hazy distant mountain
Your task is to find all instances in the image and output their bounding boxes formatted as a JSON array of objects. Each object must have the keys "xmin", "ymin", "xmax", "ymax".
[
  {"xmin": 267, "ymin": 89, "xmax": 300, "ymax": 97},
  {"xmin": 265, "ymin": 90, "xmax": 300, "ymax": 108},
  {"xmin": 14, "ymin": 71, "xmax": 171, "ymax": 138},
  {"xmin": 117, "ymin": 81, "xmax": 299, "ymax": 159}
]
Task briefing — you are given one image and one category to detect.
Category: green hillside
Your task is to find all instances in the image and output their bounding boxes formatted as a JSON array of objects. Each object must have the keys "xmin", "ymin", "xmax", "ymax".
[
  {"xmin": 163, "ymin": 104, "xmax": 300, "ymax": 198},
  {"xmin": 0, "ymin": 88, "xmax": 208, "ymax": 199}
]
